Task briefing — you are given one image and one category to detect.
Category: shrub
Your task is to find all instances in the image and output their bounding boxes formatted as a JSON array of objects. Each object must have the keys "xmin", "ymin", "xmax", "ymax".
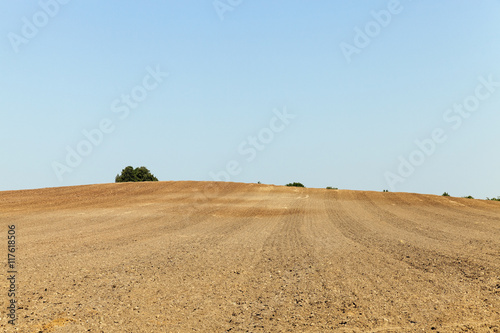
[
  {"xmin": 382, "ymin": 189, "xmax": 389, "ymax": 192},
  {"xmin": 115, "ymin": 166, "xmax": 158, "ymax": 183},
  {"xmin": 286, "ymin": 182, "xmax": 305, "ymax": 188},
  {"xmin": 463, "ymin": 195, "xmax": 474, "ymax": 199},
  {"xmin": 442, "ymin": 192, "xmax": 450, "ymax": 197},
  {"xmin": 326, "ymin": 186, "xmax": 338, "ymax": 190},
  {"xmin": 487, "ymin": 196, "xmax": 500, "ymax": 201}
]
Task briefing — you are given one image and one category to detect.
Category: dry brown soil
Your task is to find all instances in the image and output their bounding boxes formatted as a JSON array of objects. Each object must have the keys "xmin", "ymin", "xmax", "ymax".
[{"xmin": 0, "ymin": 181, "xmax": 499, "ymax": 332}]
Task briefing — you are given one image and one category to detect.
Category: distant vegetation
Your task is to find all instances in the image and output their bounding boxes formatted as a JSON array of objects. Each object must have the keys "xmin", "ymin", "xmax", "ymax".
[
  {"xmin": 439, "ymin": 193, "xmax": 500, "ymax": 200},
  {"xmin": 382, "ymin": 189, "xmax": 389, "ymax": 192},
  {"xmin": 115, "ymin": 166, "xmax": 158, "ymax": 183},
  {"xmin": 286, "ymin": 182, "xmax": 305, "ymax": 188},
  {"xmin": 326, "ymin": 186, "xmax": 338, "ymax": 190}
]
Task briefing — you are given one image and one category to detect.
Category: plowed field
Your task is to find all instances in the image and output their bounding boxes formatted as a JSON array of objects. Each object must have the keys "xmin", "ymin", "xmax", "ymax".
[{"xmin": 1, "ymin": 181, "xmax": 499, "ymax": 332}]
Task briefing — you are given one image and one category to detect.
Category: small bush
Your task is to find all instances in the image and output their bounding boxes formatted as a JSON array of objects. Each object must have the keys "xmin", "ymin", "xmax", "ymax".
[
  {"xmin": 463, "ymin": 195, "xmax": 474, "ymax": 199},
  {"xmin": 382, "ymin": 189, "xmax": 389, "ymax": 192},
  {"xmin": 326, "ymin": 186, "xmax": 338, "ymax": 190},
  {"xmin": 286, "ymin": 182, "xmax": 305, "ymax": 188},
  {"xmin": 442, "ymin": 192, "xmax": 450, "ymax": 197},
  {"xmin": 487, "ymin": 196, "xmax": 500, "ymax": 201}
]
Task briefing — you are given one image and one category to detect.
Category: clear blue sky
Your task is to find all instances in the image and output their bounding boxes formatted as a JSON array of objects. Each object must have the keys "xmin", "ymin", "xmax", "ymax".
[{"xmin": 1, "ymin": 0, "xmax": 499, "ymax": 199}]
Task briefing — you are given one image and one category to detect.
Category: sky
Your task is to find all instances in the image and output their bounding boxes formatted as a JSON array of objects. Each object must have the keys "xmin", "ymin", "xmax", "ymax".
[{"xmin": 1, "ymin": 0, "xmax": 499, "ymax": 199}]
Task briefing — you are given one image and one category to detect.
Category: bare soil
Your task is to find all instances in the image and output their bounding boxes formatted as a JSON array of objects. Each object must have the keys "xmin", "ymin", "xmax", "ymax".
[{"xmin": 1, "ymin": 181, "xmax": 499, "ymax": 332}]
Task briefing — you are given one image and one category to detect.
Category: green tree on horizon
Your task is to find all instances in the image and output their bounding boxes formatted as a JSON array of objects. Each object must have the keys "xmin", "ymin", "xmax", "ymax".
[{"xmin": 115, "ymin": 166, "xmax": 158, "ymax": 183}]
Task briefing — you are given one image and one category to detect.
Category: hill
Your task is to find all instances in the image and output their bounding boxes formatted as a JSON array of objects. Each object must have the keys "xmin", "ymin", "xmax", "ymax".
[{"xmin": 1, "ymin": 181, "xmax": 499, "ymax": 332}]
